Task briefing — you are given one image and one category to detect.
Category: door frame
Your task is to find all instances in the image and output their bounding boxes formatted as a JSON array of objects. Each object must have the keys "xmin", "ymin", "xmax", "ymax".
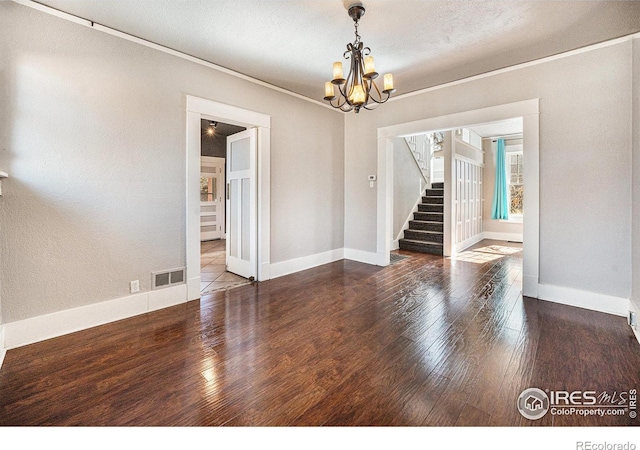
[
  {"xmin": 186, "ymin": 95, "xmax": 271, "ymax": 300},
  {"xmin": 376, "ymin": 99, "xmax": 540, "ymax": 298}
]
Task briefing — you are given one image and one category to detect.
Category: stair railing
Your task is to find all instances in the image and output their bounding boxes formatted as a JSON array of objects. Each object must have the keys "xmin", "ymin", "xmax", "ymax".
[{"xmin": 404, "ymin": 134, "xmax": 431, "ymax": 186}]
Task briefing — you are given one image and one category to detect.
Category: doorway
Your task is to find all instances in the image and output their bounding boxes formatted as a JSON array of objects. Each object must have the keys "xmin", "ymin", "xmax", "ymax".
[
  {"xmin": 185, "ymin": 95, "xmax": 272, "ymax": 301},
  {"xmin": 377, "ymin": 99, "xmax": 540, "ymax": 298},
  {"xmin": 199, "ymin": 120, "xmax": 252, "ymax": 295}
]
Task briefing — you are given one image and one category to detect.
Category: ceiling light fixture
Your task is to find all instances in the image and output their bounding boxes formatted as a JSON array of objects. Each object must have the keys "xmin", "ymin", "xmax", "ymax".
[
  {"xmin": 207, "ymin": 121, "xmax": 217, "ymax": 136},
  {"xmin": 324, "ymin": 2, "xmax": 395, "ymax": 113}
]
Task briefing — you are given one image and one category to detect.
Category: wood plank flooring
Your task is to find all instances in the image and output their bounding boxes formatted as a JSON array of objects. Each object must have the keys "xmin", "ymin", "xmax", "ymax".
[{"xmin": 1, "ymin": 240, "xmax": 639, "ymax": 426}]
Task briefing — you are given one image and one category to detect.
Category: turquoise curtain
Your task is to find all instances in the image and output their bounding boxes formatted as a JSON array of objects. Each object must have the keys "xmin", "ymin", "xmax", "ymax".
[{"xmin": 491, "ymin": 138, "xmax": 509, "ymax": 220}]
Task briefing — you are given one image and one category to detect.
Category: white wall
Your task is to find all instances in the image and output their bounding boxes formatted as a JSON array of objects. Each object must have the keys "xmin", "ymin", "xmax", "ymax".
[
  {"xmin": 483, "ymin": 138, "xmax": 524, "ymax": 240},
  {"xmin": 392, "ymin": 138, "xmax": 426, "ymax": 240},
  {"xmin": 345, "ymin": 40, "xmax": 633, "ymax": 301},
  {"xmin": 0, "ymin": 2, "xmax": 344, "ymax": 323}
]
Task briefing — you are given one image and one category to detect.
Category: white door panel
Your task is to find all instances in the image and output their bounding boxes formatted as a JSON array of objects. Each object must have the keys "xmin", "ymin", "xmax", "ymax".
[
  {"xmin": 226, "ymin": 128, "xmax": 257, "ymax": 280},
  {"xmin": 200, "ymin": 157, "xmax": 225, "ymax": 241}
]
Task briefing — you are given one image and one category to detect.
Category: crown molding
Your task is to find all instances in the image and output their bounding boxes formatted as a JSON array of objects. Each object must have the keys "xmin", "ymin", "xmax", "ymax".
[
  {"xmin": 11, "ymin": 0, "xmax": 335, "ymax": 111},
  {"xmin": 11, "ymin": 1, "xmax": 640, "ymax": 113}
]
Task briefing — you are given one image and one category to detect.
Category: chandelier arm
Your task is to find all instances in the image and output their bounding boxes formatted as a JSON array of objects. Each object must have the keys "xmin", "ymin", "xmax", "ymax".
[
  {"xmin": 362, "ymin": 92, "xmax": 390, "ymax": 108},
  {"xmin": 364, "ymin": 79, "xmax": 391, "ymax": 105},
  {"xmin": 340, "ymin": 46, "xmax": 360, "ymax": 106},
  {"xmin": 330, "ymin": 95, "xmax": 350, "ymax": 110},
  {"xmin": 339, "ymin": 71, "xmax": 351, "ymax": 102}
]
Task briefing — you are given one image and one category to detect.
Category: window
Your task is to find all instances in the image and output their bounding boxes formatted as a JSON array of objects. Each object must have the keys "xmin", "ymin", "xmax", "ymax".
[
  {"xmin": 200, "ymin": 176, "xmax": 216, "ymax": 202},
  {"xmin": 507, "ymin": 152, "xmax": 523, "ymax": 216}
]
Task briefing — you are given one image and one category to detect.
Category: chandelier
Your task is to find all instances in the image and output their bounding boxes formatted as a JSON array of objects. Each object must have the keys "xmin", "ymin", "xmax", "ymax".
[{"xmin": 323, "ymin": 2, "xmax": 395, "ymax": 113}]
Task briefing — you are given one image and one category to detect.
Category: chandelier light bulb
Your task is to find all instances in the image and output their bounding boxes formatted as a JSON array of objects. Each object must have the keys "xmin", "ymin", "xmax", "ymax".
[
  {"xmin": 364, "ymin": 56, "xmax": 376, "ymax": 77},
  {"xmin": 332, "ymin": 62, "xmax": 344, "ymax": 83},
  {"xmin": 324, "ymin": 81, "xmax": 336, "ymax": 100},
  {"xmin": 348, "ymin": 84, "xmax": 366, "ymax": 106},
  {"xmin": 383, "ymin": 73, "xmax": 395, "ymax": 93}
]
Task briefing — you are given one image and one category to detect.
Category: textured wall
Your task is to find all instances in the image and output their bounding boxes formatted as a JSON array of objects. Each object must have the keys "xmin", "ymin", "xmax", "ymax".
[
  {"xmin": 392, "ymin": 138, "xmax": 426, "ymax": 239},
  {"xmin": 201, "ymin": 133, "xmax": 226, "ymax": 158},
  {"xmin": 345, "ymin": 41, "xmax": 633, "ymax": 300},
  {"xmin": 0, "ymin": 3, "xmax": 344, "ymax": 322}
]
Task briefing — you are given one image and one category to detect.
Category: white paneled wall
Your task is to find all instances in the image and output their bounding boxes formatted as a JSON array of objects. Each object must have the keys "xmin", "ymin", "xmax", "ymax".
[{"xmin": 454, "ymin": 157, "xmax": 484, "ymax": 251}]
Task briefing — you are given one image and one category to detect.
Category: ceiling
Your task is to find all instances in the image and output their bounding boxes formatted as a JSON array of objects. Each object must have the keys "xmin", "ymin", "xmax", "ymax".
[
  {"xmin": 35, "ymin": 0, "xmax": 640, "ymax": 101},
  {"xmin": 200, "ymin": 119, "xmax": 245, "ymax": 138}
]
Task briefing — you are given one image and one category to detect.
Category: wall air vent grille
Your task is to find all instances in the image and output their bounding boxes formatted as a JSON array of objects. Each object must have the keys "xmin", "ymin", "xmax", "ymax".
[{"xmin": 152, "ymin": 267, "xmax": 186, "ymax": 290}]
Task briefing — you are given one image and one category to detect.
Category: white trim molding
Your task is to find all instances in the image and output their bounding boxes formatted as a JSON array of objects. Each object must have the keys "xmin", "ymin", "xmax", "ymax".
[
  {"xmin": 13, "ymin": 0, "xmax": 640, "ymax": 113},
  {"xmin": 11, "ymin": 0, "xmax": 334, "ymax": 111},
  {"xmin": 537, "ymin": 284, "xmax": 629, "ymax": 317},
  {"xmin": 186, "ymin": 95, "xmax": 272, "ymax": 295},
  {"xmin": 3, "ymin": 285, "xmax": 188, "ymax": 349},
  {"xmin": 270, "ymin": 249, "xmax": 344, "ymax": 279},
  {"xmin": 483, "ymin": 231, "xmax": 524, "ymax": 243},
  {"xmin": 391, "ymin": 32, "xmax": 640, "ymax": 103},
  {"xmin": 0, "ymin": 324, "xmax": 6, "ymax": 370},
  {"xmin": 630, "ymin": 301, "xmax": 640, "ymax": 346},
  {"xmin": 456, "ymin": 234, "xmax": 484, "ymax": 253},
  {"xmin": 344, "ymin": 248, "xmax": 381, "ymax": 266},
  {"xmin": 377, "ymin": 99, "xmax": 540, "ymax": 298}
]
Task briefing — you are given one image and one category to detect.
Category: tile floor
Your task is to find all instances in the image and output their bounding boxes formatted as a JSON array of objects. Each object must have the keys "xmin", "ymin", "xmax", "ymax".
[{"xmin": 200, "ymin": 239, "xmax": 251, "ymax": 295}]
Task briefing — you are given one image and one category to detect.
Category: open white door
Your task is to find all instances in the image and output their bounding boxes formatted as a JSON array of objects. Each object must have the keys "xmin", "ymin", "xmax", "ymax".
[{"xmin": 226, "ymin": 128, "xmax": 257, "ymax": 280}]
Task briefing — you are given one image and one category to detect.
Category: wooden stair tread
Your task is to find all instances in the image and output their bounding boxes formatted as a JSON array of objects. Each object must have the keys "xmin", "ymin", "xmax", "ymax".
[
  {"xmin": 405, "ymin": 229, "xmax": 443, "ymax": 235},
  {"xmin": 399, "ymin": 238, "xmax": 443, "ymax": 247}
]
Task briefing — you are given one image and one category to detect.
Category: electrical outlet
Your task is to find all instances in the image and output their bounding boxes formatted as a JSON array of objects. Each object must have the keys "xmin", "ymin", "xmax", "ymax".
[
  {"xmin": 630, "ymin": 311, "xmax": 637, "ymax": 329},
  {"xmin": 130, "ymin": 280, "xmax": 140, "ymax": 293}
]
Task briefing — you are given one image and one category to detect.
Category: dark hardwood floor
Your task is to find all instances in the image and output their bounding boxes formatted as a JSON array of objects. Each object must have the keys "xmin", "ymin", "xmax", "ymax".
[{"xmin": 1, "ymin": 240, "xmax": 639, "ymax": 426}]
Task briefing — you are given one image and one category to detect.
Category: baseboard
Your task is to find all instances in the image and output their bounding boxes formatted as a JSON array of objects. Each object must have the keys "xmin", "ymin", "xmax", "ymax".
[
  {"xmin": 390, "ymin": 240, "xmax": 400, "ymax": 251},
  {"xmin": 483, "ymin": 231, "xmax": 523, "ymax": 242},
  {"xmin": 187, "ymin": 275, "xmax": 201, "ymax": 301},
  {"xmin": 537, "ymin": 283, "xmax": 629, "ymax": 317},
  {"xmin": 0, "ymin": 324, "xmax": 5, "ymax": 371},
  {"xmin": 629, "ymin": 301, "xmax": 640, "ymax": 346},
  {"xmin": 455, "ymin": 233, "xmax": 484, "ymax": 253},
  {"xmin": 344, "ymin": 248, "xmax": 380, "ymax": 266},
  {"xmin": 523, "ymin": 275, "xmax": 539, "ymax": 298},
  {"xmin": 270, "ymin": 248, "xmax": 344, "ymax": 279},
  {"xmin": 4, "ymin": 284, "xmax": 188, "ymax": 349},
  {"xmin": 259, "ymin": 262, "xmax": 271, "ymax": 281}
]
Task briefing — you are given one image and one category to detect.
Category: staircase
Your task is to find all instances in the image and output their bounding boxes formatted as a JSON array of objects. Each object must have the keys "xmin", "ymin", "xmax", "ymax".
[
  {"xmin": 404, "ymin": 134, "xmax": 431, "ymax": 183},
  {"xmin": 398, "ymin": 182, "xmax": 444, "ymax": 255}
]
